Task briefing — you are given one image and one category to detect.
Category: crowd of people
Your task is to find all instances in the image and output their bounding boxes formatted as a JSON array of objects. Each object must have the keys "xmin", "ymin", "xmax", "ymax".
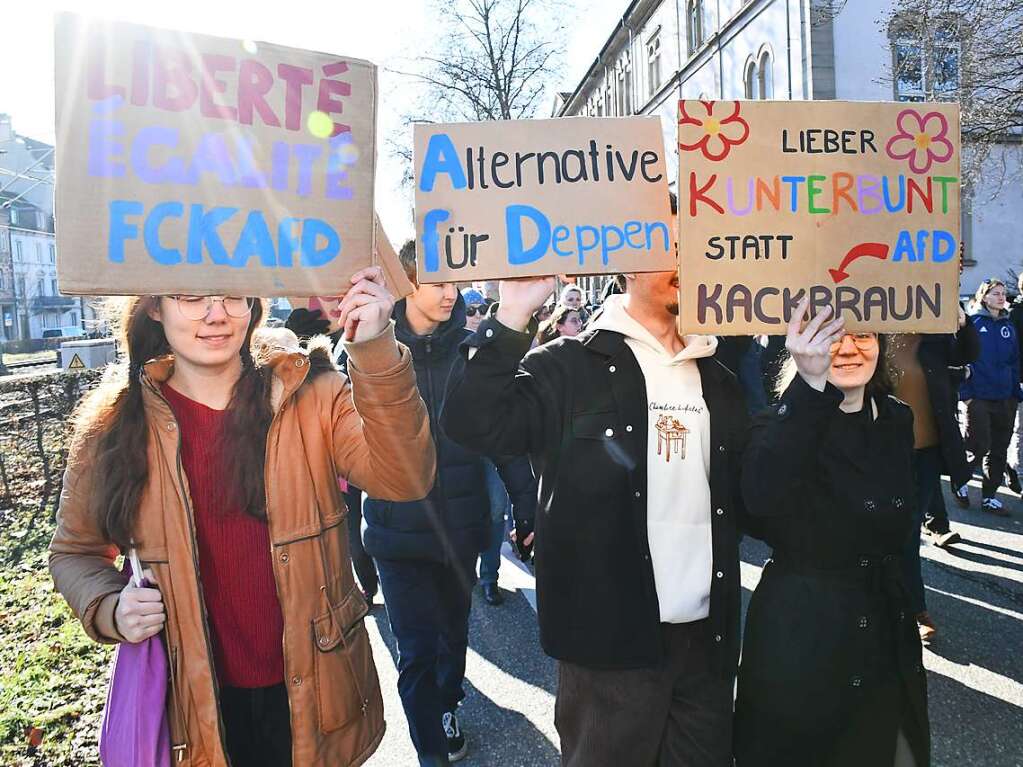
[{"xmin": 45, "ymin": 228, "xmax": 1021, "ymax": 766}]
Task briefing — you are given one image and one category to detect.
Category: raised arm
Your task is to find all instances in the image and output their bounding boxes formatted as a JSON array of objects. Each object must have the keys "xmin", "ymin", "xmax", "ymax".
[
  {"xmin": 442, "ymin": 277, "xmax": 563, "ymax": 459},
  {"xmin": 742, "ymin": 298, "xmax": 845, "ymax": 517}
]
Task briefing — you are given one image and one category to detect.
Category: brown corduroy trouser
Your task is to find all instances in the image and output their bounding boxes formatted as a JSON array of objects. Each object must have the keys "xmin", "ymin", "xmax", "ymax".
[{"xmin": 555, "ymin": 620, "xmax": 733, "ymax": 767}]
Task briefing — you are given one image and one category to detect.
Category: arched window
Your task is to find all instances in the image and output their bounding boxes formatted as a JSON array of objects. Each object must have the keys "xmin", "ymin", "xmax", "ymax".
[
  {"xmin": 687, "ymin": 0, "xmax": 704, "ymax": 55},
  {"xmin": 758, "ymin": 49, "xmax": 774, "ymax": 99},
  {"xmin": 744, "ymin": 58, "xmax": 758, "ymax": 99}
]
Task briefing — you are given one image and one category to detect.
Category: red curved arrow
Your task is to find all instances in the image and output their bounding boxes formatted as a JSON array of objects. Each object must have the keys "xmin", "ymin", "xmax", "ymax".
[{"xmin": 829, "ymin": 242, "xmax": 890, "ymax": 284}]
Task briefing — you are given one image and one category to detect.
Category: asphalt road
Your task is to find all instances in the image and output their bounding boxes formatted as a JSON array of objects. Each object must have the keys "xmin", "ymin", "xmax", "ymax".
[{"xmin": 363, "ymin": 479, "xmax": 1023, "ymax": 766}]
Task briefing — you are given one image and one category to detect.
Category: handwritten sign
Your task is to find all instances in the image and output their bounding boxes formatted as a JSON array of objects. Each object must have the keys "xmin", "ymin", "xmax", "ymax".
[
  {"xmin": 677, "ymin": 100, "xmax": 960, "ymax": 334},
  {"xmin": 295, "ymin": 214, "xmax": 414, "ymax": 334},
  {"xmin": 413, "ymin": 117, "xmax": 676, "ymax": 282},
  {"xmin": 54, "ymin": 13, "xmax": 377, "ymax": 297}
]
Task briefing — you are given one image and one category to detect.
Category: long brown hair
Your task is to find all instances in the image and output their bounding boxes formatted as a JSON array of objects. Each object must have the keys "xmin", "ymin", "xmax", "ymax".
[
  {"xmin": 73, "ymin": 296, "xmax": 271, "ymax": 549},
  {"xmin": 536, "ymin": 305, "xmax": 581, "ymax": 346}
]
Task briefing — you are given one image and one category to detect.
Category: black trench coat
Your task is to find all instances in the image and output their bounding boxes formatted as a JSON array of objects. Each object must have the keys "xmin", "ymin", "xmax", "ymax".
[{"xmin": 735, "ymin": 376, "xmax": 930, "ymax": 767}]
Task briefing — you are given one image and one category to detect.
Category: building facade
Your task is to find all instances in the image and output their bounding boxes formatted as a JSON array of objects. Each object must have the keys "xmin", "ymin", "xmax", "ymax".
[
  {"xmin": 555, "ymin": 0, "xmax": 1022, "ymax": 296},
  {"xmin": 1, "ymin": 114, "xmax": 99, "ymax": 341}
]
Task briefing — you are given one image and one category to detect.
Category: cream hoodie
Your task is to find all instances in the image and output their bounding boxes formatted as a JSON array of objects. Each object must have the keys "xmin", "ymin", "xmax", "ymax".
[{"xmin": 590, "ymin": 296, "xmax": 718, "ymax": 623}]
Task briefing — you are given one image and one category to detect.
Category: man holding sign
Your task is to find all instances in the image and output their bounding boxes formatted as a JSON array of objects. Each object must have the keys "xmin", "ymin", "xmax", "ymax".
[{"xmin": 443, "ymin": 194, "xmax": 748, "ymax": 765}]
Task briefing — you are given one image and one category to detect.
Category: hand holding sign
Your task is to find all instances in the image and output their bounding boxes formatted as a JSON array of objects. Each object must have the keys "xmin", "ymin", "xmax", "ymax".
[
  {"xmin": 786, "ymin": 297, "xmax": 846, "ymax": 392},
  {"xmin": 336, "ymin": 267, "xmax": 394, "ymax": 343},
  {"xmin": 496, "ymin": 276, "xmax": 557, "ymax": 332}
]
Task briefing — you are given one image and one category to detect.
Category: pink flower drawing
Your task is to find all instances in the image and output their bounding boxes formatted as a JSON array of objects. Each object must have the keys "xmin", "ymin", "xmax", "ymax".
[
  {"xmin": 678, "ymin": 100, "xmax": 750, "ymax": 162},
  {"xmin": 885, "ymin": 109, "xmax": 954, "ymax": 174}
]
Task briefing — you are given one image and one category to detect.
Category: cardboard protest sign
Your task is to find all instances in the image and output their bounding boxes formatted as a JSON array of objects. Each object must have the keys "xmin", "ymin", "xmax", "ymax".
[
  {"xmin": 295, "ymin": 214, "xmax": 413, "ymax": 334},
  {"xmin": 677, "ymin": 100, "xmax": 960, "ymax": 334},
  {"xmin": 54, "ymin": 13, "xmax": 376, "ymax": 297},
  {"xmin": 413, "ymin": 116, "xmax": 676, "ymax": 282}
]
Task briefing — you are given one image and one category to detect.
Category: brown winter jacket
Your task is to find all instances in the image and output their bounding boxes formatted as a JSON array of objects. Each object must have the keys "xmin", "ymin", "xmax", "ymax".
[{"xmin": 49, "ymin": 324, "xmax": 436, "ymax": 767}]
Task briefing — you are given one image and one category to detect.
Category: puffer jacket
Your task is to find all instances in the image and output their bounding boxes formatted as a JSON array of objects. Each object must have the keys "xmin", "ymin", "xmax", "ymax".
[
  {"xmin": 49, "ymin": 325, "xmax": 435, "ymax": 767},
  {"xmin": 362, "ymin": 295, "xmax": 491, "ymax": 563}
]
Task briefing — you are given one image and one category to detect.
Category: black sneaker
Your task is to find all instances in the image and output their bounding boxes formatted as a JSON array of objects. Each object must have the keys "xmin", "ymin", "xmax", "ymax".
[
  {"xmin": 1007, "ymin": 467, "xmax": 1022, "ymax": 494},
  {"xmin": 443, "ymin": 710, "xmax": 467, "ymax": 762}
]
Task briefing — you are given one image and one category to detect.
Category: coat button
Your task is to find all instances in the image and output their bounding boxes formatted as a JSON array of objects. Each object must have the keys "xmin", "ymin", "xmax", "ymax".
[
  {"xmin": 777, "ymin": 404, "xmax": 788, "ymax": 416},
  {"xmin": 716, "ymin": 508, "xmax": 724, "ymax": 516},
  {"xmin": 864, "ymin": 499, "xmax": 876, "ymax": 512},
  {"xmin": 292, "ymin": 675, "xmax": 302, "ymax": 686},
  {"xmin": 485, "ymin": 328, "xmax": 494, "ymax": 338},
  {"xmin": 605, "ymin": 428, "xmax": 614, "ymax": 437},
  {"xmin": 715, "ymin": 634, "xmax": 722, "ymax": 642},
  {"xmin": 716, "ymin": 571, "xmax": 724, "ymax": 579},
  {"xmin": 718, "ymin": 445, "xmax": 725, "ymax": 452},
  {"xmin": 626, "ymin": 425, "xmax": 633, "ymax": 432},
  {"xmin": 851, "ymin": 676, "xmax": 862, "ymax": 688},
  {"xmin": 609, "ymin": 365, "xmax": 616, "ymax": 373},
  {"xmin": 643, "ymin": 554, "xmax": 650, "ymax": 561},
  {"xmin": 893, "ymin": 496, "xmax": 904, "ymax": 509},
  {"xmin": 279, "ymin": 552, "xmax": 289, "ymax": 563},
  {"xmin": 634, "ymin": 491, "xmax": 641, "ymax": 499},
  {"xmin": 858, "ymin": 616, "xmax": 868, "ymax": 629},
  {"xmin": 859, "ymin": 558, "xmax": 870, "ymax": 568}
]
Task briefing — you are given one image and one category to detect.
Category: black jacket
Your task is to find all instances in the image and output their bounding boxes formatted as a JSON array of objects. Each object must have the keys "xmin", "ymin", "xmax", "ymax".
[
  {"xmin": 917, "ymin": 326, "xmax": 979, "ymax": 488},
  {"xmin": 735, "ymin": 377, "xmax": 929, "ymax": 766},
  {"xmin": 442, "ymin": 316, "xmax": 748, "ymax": 675},
  {"xmin": 361, "ymin": 296, "xmax": 490, "ymax": 562}
]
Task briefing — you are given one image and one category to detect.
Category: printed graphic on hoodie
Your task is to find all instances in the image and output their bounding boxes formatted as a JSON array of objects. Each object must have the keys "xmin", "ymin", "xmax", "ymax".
[{"xmin": 655, "ymin": 414, "xmax": 690, "ymax": 461}]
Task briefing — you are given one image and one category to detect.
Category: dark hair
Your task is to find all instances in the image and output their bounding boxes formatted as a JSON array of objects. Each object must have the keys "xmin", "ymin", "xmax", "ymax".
[
  {"xmin": 776, "ymin": 333, "xmax": 894, "ymax": 401},
  {"xmin": 399, "ymin": 239, "xmax": 418, "ymax": 285},
  {"xmin": 536, "ymin": 305, "xmax": 581, "ymax": 345},
  {"xmin": 73, "ymin": 297, "xmax": 270, "ymax": 549}
]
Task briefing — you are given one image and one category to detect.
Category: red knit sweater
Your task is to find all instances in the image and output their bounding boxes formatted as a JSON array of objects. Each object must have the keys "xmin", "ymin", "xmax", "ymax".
[{"xmin": 162, "ymin": 383, "xmax": 285, "ymax": 689}]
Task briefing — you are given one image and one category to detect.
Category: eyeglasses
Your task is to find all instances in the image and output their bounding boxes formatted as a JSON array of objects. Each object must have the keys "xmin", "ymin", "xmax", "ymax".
[
  {"xmin": 829, "ymin": 332, "xmax": 877, "ymax": 353},
  {"xmin": 171, "ymin": 295, "xmax": 254, "ymax": 321},
  {"xmin": 466, "ymin": 305, "xmax": 486, "ymax": 317}
]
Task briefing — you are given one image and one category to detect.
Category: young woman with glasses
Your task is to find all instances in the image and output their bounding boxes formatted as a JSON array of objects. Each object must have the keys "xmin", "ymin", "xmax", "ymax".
[
  {"xmin": 49, "ymin": 268, "xmax": 435, "ymax": 767},
  {"xmin": 735, "ymin": 298, "xmax": 930, "ymax": 767}
]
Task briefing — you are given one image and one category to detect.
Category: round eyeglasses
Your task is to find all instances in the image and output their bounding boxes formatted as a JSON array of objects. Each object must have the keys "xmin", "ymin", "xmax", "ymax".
[
  {"xmin": 829, "ymin": 332, "xmax": 877, "ymax": 354},
  {"xmin": 171, "ymin": 296, "xmax": 254, "ymax": 321}
]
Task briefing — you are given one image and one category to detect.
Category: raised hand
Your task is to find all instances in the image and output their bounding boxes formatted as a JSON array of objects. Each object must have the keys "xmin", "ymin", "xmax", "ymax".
[
  {"xmin": 785, "ymin": 297, "xmax": 845, "ymax": 391},
  {"xmin": 336, "ymin": 266, "xmax": 395, "ymax": 342},
  {"xmin": 496, "ymin": 276, "xmax": 557, "ymax": 332}
]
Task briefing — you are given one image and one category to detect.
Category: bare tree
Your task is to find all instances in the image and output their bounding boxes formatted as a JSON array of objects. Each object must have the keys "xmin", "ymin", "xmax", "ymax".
[
  {"xmin": 390, "ymin": 0, "xmax": 566, "ymax": 184},
  {"xmin": 879, "ymin": 0, "xmax": 1023, "ymax": 194}
]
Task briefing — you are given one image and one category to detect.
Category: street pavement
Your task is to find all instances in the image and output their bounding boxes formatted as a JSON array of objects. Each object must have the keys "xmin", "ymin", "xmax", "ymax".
[{"xmin": 363, "ymin": 479, "xmax": 1023, "ymax": 766}]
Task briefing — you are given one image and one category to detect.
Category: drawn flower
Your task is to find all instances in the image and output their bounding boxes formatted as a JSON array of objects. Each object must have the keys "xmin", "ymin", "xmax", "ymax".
[
  {"xmin": 885, "ymin": 109, "xmax": 954, "ymax": 174},
  {"xmin": 678, "ymin": 100, "xmax": 750, "ymax": 161}
]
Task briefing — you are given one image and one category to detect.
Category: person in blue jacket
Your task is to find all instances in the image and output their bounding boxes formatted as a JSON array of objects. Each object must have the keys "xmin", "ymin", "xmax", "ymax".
[{"xmin": 960, "ymin": 278, "xmax": 1020, "ymax": 516}]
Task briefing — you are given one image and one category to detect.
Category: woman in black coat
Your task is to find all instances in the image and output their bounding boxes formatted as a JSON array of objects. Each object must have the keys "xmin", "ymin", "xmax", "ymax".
[{"xmin": 735, "ymin": 298, "xmax": 929, "ymax": 767}]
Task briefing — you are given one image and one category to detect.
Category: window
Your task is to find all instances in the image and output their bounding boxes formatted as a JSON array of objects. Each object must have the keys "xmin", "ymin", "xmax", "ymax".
[
  {"xmin": 51, "ymin": 278, "xmax": 59, "ymax": 295},
  {"xmin": 647, "ymin": 30, "xmax": 662, "ymax": 96},
  {"xmin": 744, "ymin": 49, "xmax": 774, "ymax": 100},
  {"xmin": 616, "ymin": 55, "xmax": 632, "ymax": 117},
  {"xmin": 891, "ymin": 16, "xmax": 960, "ymax": 101},
  {"xmin": 37, "ymin": 278, "xmax": 45, "ymax": 297},
  {"xmin": 687, "ymin": 0, "xmax": 705, "ymax": 55},
  {"xmin": 15, "ymin": 241, "xmax": 23, "ymax": 261},
  {"xmin": 71, "ymin": 312, "xmax": 78, "ymax": 326},
  {"xmin": 744, "ymin": 59, "xmax": 759, "ymax": 99},
  {"xmin": 9, "ymin": 208, "xmax": 19, "ymax": 226},
  {"xmin": 16, "ymin": 277, "xmax": 25, "ymax": 298},
  {"xmin": 49, "ymin": 244, "xmax": 55, "ymax": 263},
  {"xmin": 35, "ymin": 242, "xmax": 42, "ymax": 260},
  {"xmin": 0, "ymin": 273, "xmax": 5, "ymax": 290},
  {"xmin": 758, "ymin": 50, "xmax": 774, "ymax": 99}
]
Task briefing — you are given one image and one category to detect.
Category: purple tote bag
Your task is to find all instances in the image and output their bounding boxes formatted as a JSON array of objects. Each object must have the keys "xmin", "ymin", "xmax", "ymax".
[{"xmin": 99, "ymin": 548, "xmax": 172, "ymax": 767}]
